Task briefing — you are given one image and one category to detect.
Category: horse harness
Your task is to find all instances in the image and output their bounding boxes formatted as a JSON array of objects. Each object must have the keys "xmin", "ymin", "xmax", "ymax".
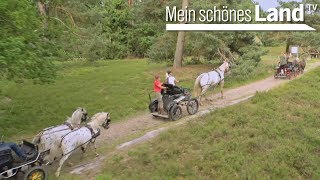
[
  {"xmin": 85, "ymin": 125, "xmax": 101, "ymax": 143},
  {"xmin": 59, "ymin": 125, "xmax": 100, "ymax": 146},
  {"xmin": 64, "ymin": 122, "xmax": 74, "ymax": 130},
  {"xmin": 35, "ymin": 122, "xmax": 77, "ymax": 138},
  {"xmin": 202, "ymin": 68, "xmax": 224, "ymax": 89}
]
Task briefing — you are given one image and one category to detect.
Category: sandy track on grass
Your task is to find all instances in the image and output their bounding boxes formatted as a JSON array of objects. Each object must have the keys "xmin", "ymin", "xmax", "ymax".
[{"xmin": 69, "ymin": 62, "xmax": 320, "ymax": 177}]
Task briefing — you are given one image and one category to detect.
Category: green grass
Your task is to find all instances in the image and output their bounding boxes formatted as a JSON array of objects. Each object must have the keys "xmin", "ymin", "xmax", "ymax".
[
  {"xmin": 0, "ymin": 46, "xmax": 286, "ymax": 140},
  {"xmin": 0, "ymin": 60, "xmax": 211, "ymax": 139},
  {"xmin": 97, "ymin": 67, "xmax": 320, "ymax": 179}
]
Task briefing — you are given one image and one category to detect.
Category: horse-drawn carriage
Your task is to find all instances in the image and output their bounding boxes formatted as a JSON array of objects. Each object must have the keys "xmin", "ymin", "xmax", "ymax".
[
  {"xmin": 149, "ymin": 84, "xmax": 199, "ymax": 121},
  {"xmin": 0, "ymin": 141, "xmax": 48, "ymax": 180},
  {"xmin": 274, "ymin": 60, "xmax": 306, "ymax": 80},
  {"xmin": 274, "ymin": 63, "xmax": 295, "ymax": 79}
]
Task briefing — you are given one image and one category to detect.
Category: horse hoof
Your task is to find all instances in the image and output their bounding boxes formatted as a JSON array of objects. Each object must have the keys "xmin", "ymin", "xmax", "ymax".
[
  {"xmin": 55, "ymin": 172, "xmax": 60, "ymax": 177},
  {"xmin": 95, "ymin": 153, "xmax": 100, "ymax": 157}
]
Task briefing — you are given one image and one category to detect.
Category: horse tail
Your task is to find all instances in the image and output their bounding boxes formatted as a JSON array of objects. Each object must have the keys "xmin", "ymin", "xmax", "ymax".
[{"xmin": 193, "ymin": 74, "xmax": 203, "ymax": 98}]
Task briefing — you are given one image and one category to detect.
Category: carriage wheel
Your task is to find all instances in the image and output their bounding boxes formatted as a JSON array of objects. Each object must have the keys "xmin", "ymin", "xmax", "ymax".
[
  {"xmin": 23, "ymin": 166, "xmax": 47, "ymax": 180},
  {"xmin": 187, "ymin": 99, "xmax": 199, "ymax": 115},
  {"xmin": 149, "ymin": 100, "xmax": 158, "ymax": 113},
  {"xmin": 169, "ymin": 104, "xmax": 182, "ymax": 121}
]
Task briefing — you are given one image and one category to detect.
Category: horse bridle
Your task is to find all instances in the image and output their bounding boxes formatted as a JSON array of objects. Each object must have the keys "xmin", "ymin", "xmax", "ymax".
[
  {"xmin": 102, "ymin": 114, "xmax": 111, "ymax": 129},
  {"xmin": 81, "ymin": 109, "xmax": 88, "ymax": 122}
]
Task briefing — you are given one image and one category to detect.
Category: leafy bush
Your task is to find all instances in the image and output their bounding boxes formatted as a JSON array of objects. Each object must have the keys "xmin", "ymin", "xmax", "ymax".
[
  {"xmin": 231, "ymin": 45, "xmax": 268, "ymax": 81},
  {"xmin": 147, "ymin": 33, "xmax": 177, "ymax": 63},
  {"xmin": 0, "ymin": 0, "xmax": 56, "ymax": 83}
]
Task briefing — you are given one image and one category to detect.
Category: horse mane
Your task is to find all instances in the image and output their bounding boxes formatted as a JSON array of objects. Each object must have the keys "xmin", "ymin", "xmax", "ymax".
[
  {"xmin": 65, "ymin": 116, "xmax": 72, "ymax": 123},
  {"xmin": 90, "ymin": 112, "xmax": 103, "ymax": 121}
]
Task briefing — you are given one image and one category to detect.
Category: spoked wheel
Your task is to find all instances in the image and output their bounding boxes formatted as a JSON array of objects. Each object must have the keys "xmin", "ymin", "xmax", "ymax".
[
  {"xmin": 169, "ymin": 104, "xmax": 182, "ymax": 121},
  {"xmin": 23, "ymin": 166, "xmax": 47, "ymax": 180},
  {"xmin": 187, "ymin": 99, "xmax": 199, "ymax": 115}
]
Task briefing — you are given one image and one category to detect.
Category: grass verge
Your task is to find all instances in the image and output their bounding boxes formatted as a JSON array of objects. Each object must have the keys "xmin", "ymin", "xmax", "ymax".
[{"xmin": 97, "ymin": 67, "xmax": 320, "ymax": 179}]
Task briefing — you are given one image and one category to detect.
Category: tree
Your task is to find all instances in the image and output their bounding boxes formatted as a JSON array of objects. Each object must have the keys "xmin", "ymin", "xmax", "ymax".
[
  {"xmin": 276, "ymin": 0, "xmax": 320, "ymax": 54},
  {"xmin": 173, "ymin": 0, "xmax": 188, "ymax": 69},
  {"xmin": 0, "ymin": 0, "xmax": 56, "ymax": 83}
]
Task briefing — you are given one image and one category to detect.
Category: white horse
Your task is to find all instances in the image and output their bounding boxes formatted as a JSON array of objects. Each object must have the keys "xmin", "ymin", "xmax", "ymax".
[
  {"xmin": 32, "ymin": 107, "xmax": 88, "ymax": 157},
  {"xmin": 52, "ymin": 112, "xmax": 111, "ymax": 177},
  {"xmin": 194, "ymin": 61, "xmax": 230, "ymax": 104}
]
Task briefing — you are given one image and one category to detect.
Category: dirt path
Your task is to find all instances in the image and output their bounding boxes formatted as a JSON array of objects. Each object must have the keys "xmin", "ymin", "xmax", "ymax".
[{"xmin": 69, "ymin": 62, "xmax": 320, "ymax": 177}]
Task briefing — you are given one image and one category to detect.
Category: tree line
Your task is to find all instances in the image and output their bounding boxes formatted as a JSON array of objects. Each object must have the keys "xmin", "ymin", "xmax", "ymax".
[{"xmin": 0, "ymin": 0, "xmax": 319, "ymax": 83}]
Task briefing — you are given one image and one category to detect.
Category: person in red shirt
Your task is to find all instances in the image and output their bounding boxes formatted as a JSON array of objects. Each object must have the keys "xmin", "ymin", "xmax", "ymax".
[{"xmin": 154, "ymin": 75, "xmax": 166, "ymax": 114}]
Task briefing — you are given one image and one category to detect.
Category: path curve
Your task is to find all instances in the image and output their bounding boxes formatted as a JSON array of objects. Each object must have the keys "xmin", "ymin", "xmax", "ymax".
[{"xmin": 69, "ymin": 62, "xmax": 320, "ymax": 177}]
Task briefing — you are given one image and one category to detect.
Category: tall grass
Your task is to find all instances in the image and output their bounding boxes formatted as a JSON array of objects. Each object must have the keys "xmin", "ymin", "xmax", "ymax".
[{"xmin": 97, "ymin": 67, "xmax": 320, "ymax": 179}]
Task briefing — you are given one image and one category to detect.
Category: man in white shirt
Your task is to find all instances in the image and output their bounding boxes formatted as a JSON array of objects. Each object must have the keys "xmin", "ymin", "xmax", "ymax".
[{"xmin": 166, "ymin": 70, "xmax": 179, "ymax": 86}]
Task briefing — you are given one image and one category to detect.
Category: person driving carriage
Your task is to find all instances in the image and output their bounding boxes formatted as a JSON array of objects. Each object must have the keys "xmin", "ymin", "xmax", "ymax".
[
  {"xmin": 154, "ymin": 75, "xmax": 167, "ymax": 115},
  {"xmin": 166, "ymin": 70, "xmax": 179, "ymax": 86},
  {"xmin": 0, "ymin": 142, "xmax": 29, "ymax": 161}
]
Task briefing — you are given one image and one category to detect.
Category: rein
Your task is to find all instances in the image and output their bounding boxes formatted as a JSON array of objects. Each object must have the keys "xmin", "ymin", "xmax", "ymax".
[{"xmin": 35, "ymin": 123, "xmax": 78, "ymax": 138}]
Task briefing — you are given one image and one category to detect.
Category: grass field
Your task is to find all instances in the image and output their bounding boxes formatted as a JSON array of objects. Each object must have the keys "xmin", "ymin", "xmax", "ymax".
[
  {"xmin": 0, "ymin": 46, "xmax": 282, "ymax": 140},
  {"xmin": 96, "ymin": 67, "xmax": 320, "ymax": 179},
  {"xmin": 0, "ymin": 60, "xmax": 212, "ymax": 139}
]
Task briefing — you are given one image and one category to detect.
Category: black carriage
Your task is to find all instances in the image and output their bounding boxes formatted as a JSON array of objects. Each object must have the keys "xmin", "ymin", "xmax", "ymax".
[
  {"xmin": 149, "ymin": 84, "xmax": 199, "ymax": 121},
  {"xmin": 0, "ymin": 140, "xmax": 48, "ymax": 180}
]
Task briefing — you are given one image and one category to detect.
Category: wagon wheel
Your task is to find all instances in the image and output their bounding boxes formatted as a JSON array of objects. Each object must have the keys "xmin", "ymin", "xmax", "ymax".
[
  {"xmin": 169, "ymin": 104, "xmax": 182, "ymax": 121},
  {"xmin": 187, "ymin": 99, "xmax": 199, "ymax": 115},
  {"xmin": 23, "ymin": 166, "xmax": 47, "ymax": 180}
]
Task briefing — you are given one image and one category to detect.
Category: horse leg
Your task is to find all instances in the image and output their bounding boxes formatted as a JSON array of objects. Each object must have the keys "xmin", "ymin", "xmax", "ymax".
[
  {"xmin": 198, "ymin": 96, "xmax": 203, "ymax": 106},
  {"xmin": 201, "ymin": 87, "xmax": 209, "ymax": 101},
  {"xmin": 55, "ymin": 153, "xmax": 71, "ymax": 177},
  {"xmin": 93, "ymin": 143, "xmax": 99, "ymax": 157},
  {"xmin": 220, "ymin": 81, "xmax": 225, "ymax": 99}
]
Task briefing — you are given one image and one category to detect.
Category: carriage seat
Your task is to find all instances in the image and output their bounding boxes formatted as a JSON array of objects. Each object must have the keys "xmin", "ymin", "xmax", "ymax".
[
  {"xmin": 0, "ymin": 146, "xmax": 13, "ymax": 170},
  {"xmin": 20, "ymin": 141, "xmax": 37, "ymax": 161},
  {"xmin": 162, "ymin": 83, "xmax": 186, "ymax": 96}
]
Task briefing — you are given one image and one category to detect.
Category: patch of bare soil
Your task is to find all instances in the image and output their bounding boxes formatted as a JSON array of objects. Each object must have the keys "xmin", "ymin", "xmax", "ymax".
[{"xmin": 68, "ymin": 62, "xmax": 320, "ymax": 178}]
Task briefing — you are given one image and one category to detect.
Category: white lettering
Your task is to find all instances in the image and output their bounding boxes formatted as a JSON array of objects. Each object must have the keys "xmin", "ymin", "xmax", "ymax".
[{"xmin": 255, "ymin": 5, "xmax": 266, "ymax": 22}]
